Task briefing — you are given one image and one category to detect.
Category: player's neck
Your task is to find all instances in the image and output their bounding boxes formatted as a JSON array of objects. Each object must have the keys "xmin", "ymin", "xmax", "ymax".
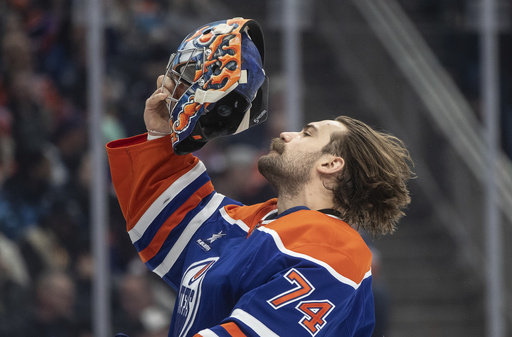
[{"xmin": 276, "ymin": 182, "xmax": 335, "ymax": 215}]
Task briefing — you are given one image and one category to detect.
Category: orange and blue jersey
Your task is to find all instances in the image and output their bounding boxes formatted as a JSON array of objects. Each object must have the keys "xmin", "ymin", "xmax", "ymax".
[{"xmin": 107, "ymin": 134, "xmax": 375, "ymax": 337}]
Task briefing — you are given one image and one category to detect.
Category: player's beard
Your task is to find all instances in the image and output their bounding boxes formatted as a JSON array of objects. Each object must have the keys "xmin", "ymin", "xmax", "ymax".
[{"xmin": 258, "ymin": 138, "xmax": 322, "ymax": 196}]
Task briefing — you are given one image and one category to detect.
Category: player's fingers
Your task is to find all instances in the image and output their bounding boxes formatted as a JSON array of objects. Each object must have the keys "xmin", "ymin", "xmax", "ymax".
[
  {"xmin": 156, "ymin": 74, "xmax": 164, "ymax": 88},
  {"xmin": 150, "ymin": 87, "xmax": 164, "ymax": 97},
  {"xmin": 149, "ymin": 84, "xmax": 173, "ymax": 101},
  {"xmin": 146, "ymin": 90, "xmax": 168, "ymax": 108},
  {"xmin": 156, "ymin": 74, "xmax": 176, "ymax": 93}
]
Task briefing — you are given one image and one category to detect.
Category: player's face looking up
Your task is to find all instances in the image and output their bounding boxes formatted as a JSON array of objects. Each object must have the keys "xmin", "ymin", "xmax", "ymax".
[{"xmin": 258, "ymin": 120, "xmax": 347, "ymax": 195}]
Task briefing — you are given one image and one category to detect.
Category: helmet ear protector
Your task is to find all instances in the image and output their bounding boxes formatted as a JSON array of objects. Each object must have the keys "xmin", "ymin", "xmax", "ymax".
[{"xmin": 163, "ymin": 18, "xmax": 269, "ymax": 154}]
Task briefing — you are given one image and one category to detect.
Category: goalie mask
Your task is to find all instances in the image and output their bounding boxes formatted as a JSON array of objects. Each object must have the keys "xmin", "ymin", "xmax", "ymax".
[{"xmin": 164, "ymin": 17, "xmax": 269, "ymax": 154}]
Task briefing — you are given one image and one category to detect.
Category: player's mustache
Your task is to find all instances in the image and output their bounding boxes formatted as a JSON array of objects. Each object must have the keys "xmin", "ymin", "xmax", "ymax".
[{"xmin": 270, "ymin": 138, "xmax": 285, "ymax": 154}]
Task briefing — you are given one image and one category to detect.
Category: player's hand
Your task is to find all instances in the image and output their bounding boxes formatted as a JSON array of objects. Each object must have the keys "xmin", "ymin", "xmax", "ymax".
[{"xmin": 144, "ymin": 75, "xmax": 176, "ymax": 135}]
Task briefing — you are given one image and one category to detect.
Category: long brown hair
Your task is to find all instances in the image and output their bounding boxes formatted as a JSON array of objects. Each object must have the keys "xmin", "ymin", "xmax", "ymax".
[{"xmin": 322, "ymin": 116, "xmax": 414, "ymax": 236}]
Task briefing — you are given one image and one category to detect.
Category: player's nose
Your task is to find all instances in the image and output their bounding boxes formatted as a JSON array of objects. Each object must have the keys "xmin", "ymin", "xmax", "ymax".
[{"xmin": 280, "ymin": 131, "xmax": 296, "ymax": 142}]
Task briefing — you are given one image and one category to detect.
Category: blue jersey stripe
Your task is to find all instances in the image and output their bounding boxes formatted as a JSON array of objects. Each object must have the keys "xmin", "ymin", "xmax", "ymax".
[
  {"xmin": 145, "ymin": 191, "xmax": 217, "ymax": 270},
  {"xmin": 133, "ymin": 171, "xmax": 211, "ymax": 253},
  {"xmin": 148, "ymin": 194, "xmax": 241, "ymax": 272}
]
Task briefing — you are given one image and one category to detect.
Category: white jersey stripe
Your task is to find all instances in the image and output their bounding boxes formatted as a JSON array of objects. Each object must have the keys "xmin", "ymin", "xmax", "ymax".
[
  {"xmin": 195, "ymin": 329, "xmax": 219, "ymax": 337},
  {"xmin": 219, "ymin": 207, "xmax": 251, "ymax": 232},
  {"xmin": 230, "ymin": 308, "xmax": 279, "ymax": 337},
  {"xmin": 128, "ymin": 161, "xmax": 207, "ymax": 243},
  {"xmin": 153, "ymin": 192, "xmax": 225, "ymax": 277},
  {"xmin": 258, "ymin": 227, "xmax": 371, "ymax": 289}
]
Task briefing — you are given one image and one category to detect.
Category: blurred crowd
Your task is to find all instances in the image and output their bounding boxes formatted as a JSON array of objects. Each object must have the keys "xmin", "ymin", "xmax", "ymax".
[{"xmin": 0, "ymin": 1, "xmax": 280, "ymax": 336}]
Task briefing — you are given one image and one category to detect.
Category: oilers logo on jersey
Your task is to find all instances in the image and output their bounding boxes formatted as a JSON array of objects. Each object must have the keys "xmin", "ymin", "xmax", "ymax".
[{"xmin": 175, "ymin": 257, "xmax": 218, "ymax": 337}]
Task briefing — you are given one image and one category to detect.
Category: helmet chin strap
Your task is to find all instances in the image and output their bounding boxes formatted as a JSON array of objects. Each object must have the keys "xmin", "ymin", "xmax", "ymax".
[{"xmin": 234, "ymin": 108, "xmax": 251, "ymax": 134}]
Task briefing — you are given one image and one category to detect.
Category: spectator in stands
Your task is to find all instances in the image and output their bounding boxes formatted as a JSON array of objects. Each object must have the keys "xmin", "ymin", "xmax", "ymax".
[
  {"xmin": 0, "ymin": 148, "xmax": 53, "ymax": 241},
  {"xmin": 113, "ymin": 273, "xmax": 171, "ymax": 337},
  {"xmin": 0, "ymin": 233, "xmax": 31, "ymax": 337},
  {"xmin": 21, "ymin": 269, "xmax": 79, "ymax": 337}
]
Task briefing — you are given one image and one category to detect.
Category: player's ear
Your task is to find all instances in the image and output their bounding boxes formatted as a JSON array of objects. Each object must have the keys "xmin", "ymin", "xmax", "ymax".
[{"xmin": 317, "ymin": 155, "xmax": 344, "ymax": 175}]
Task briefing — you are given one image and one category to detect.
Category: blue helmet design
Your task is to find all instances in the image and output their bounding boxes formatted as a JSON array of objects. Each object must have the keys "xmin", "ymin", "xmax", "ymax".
[{"xmin": 164, "ymin": 17, "xmax": 269, "ymax": 154}]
